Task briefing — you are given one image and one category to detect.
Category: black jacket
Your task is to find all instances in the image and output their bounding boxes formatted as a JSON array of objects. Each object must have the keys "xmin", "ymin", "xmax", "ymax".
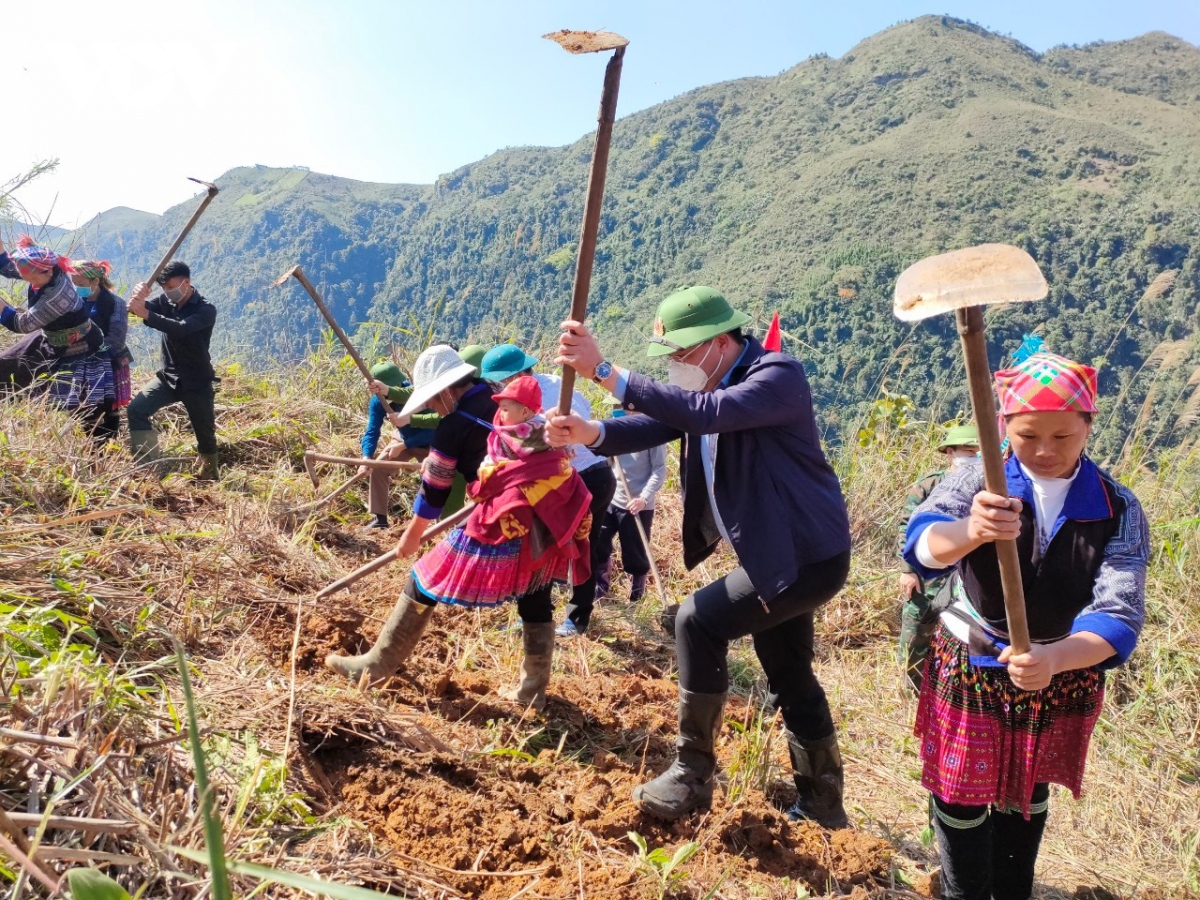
[{"xmin": 144, "ymin": 291, "xmax": 217, "ymax": 390}]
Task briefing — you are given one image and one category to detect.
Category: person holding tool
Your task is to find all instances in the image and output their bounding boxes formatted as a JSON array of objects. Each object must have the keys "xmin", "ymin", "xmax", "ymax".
[
  {"xmin": 548, "ymin": 285, "xmax": 854, "ymax": 826},
  {"xmin": 902, "ymin": 352, "xmax": 1148, "ymax": 900},
  {"xmin": 127, "ymin": 262, "xmax": 219, "ymax": 478}
]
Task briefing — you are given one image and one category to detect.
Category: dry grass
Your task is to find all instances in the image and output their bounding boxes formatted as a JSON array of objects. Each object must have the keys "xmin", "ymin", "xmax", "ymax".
[{"xmin": 1, "ymin": 344, "xmax": 1198, "ymax": 898}]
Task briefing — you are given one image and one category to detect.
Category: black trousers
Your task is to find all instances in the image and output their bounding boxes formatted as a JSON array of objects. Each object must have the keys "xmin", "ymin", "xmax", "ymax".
[
  {"xmin": 564, "ymin": 462, "xmax": 617, "ymax": 630},
  {"xmin": 128, "ymin": 375, "xmax": 218, "ymax": 455},
  {"xmin": 676, "ymin": 550, "xmax": 850, "ymax": 740},
  {"xmin": 0, "ymin": 332, "xmax": 53, "ymax": 391},
  {"xmin": 595, "ymin": 506, "xmax": 656, "ymax": 576},
  {"xmin": 933, "ymin": 784, "xmax": 1050, "ymax": 900}
]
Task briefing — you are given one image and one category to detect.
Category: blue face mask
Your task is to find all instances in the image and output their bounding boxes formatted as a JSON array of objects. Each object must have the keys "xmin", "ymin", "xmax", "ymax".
[{"xmin": 76, "ymin": 286, "xmax": 93, "ymax": 299}]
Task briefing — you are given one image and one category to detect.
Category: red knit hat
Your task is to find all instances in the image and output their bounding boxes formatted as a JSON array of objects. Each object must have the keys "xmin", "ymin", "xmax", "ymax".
[
  {"xmin": 994, "ymin": 352, "xmax": 1098, "ymax": 416},
  {"xmin": 492, "ymin": 375, "xmax": 543, "ymax": 414}
]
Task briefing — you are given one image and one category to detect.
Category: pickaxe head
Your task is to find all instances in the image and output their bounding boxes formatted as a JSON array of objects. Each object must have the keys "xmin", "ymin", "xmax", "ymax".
[
  {"xmin": 543, "ymin": 29, "xmax": 628, "ymax": 54},
  {"xmin": 273, "ymin": 265, "xmax": 301, "ymax": 288},
  {"xmin": 893, "ymin": 243, "xmax": 1047, "ymax": 322},
  {"xmin": 303, "ymin": 450, "xmax": 319, "ymax": 487},
  {"xmin": 187, "ymin": 177, "xmax": 219, "ymax": 198}
]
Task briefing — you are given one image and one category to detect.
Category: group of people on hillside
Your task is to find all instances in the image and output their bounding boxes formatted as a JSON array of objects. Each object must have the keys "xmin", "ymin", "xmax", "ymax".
[
  {"xmin": 2, "ymin": 235, "xmax": 1151, "ymax": 899},
  {"xmin": 0, "ymin": 238, "xmax": 219, "ymax": 478}
]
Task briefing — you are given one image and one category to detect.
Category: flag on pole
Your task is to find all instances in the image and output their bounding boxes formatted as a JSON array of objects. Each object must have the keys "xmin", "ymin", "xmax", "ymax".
[{"xmin": 764, "ymin": 311, "xmax": 782, "ymax": 352}]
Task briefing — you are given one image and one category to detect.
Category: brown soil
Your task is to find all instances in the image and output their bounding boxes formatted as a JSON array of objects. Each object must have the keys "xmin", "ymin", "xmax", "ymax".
[{"xmin": 242, "ymin": 534, "xmax": 895, "ymax": 899}]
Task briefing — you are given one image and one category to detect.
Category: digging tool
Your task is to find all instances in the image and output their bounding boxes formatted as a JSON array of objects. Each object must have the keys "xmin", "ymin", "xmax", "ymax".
[
  {"xmin": 543, "ymin": 29, "xmax": 628, "ymax": 415},
  {"xmin": 138, "ymin": 177, "xmax": 219, "ymax": 288},
  {"xmin": 303, "ymin": 450, "xmax": 420, "ymax": 474},
  {"xmin": 284, "ymin": 471, "xmax": 364, "ymax": 518},
  {"xmin": 316, "ymin": 504, "xmax": 475, "ymax": 599},
  {"xmin": 274, "ymin": 265, "xmax": 374, "ymax": 385},
  {"xmin": 893, "ymin": 243, "xmax": 1048, "ymax": 654},
  {"xmin": 611, "ymin": 457, "xmax": 667, "ymax": 605}
]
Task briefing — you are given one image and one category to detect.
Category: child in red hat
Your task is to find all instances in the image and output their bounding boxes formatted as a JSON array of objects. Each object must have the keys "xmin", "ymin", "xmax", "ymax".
[{"xmin": 487, "ymin": 374, "xmax": 551, "ymax": 461}]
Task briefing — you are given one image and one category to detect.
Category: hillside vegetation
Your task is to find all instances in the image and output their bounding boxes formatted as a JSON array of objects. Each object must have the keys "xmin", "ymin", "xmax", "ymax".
[{"xmin": 52, "ymin": 16, "xmax": 1200, "ymax": 453}]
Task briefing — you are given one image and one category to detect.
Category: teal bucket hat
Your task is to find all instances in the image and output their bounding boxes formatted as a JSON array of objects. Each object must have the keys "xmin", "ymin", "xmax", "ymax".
[
  {"xmin": 646, "ymin": 286, "xmax": 751, "ymax": 358},
  {"xmin": 480, "ymin": 344, "xmax": 539, "ymax": 381}
]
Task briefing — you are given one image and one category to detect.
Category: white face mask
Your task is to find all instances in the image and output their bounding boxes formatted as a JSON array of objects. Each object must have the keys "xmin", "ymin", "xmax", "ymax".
[
  {"xmin": 948, "ymin": 448, "xmax": 978, "ymax": 471},
  {"xmin": 667, "ymin": 342, "xmax": 714, "ymax": 392}
]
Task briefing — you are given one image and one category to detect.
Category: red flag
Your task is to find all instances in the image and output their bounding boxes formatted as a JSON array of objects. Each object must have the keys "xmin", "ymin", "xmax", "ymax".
[{"xmin": 764, "ymin": 311, "xmax": 782, "ymax": 352}]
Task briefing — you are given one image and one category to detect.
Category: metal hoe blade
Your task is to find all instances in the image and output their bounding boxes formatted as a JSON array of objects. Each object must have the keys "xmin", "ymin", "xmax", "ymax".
[
  {"xmin": 893, "ymin": 243, "xmax": 1047, "ymax": 322},
  {"xmin": 543, "ymin": 30, "xmax": 628, "ymax": 53}
]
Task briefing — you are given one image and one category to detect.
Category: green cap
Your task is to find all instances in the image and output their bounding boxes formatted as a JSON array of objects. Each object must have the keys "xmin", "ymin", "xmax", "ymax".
[
  {"xmin": 480, "ymin": 344, "xmax": 539, "ymax": 381},
  {"xmin": 458, "ymin": 344, "xmax": 487, "ymax": 373},
  {"xmin": 646, "ymin": 286, "xmax": 751, "ymax": 358},
  {"xmin": 370, "ymin": 361, "xmax": 406, "ymax": 388},
  {"xmin": 938, "ymin": 424, "xmax": 980, "ymax": 450}
]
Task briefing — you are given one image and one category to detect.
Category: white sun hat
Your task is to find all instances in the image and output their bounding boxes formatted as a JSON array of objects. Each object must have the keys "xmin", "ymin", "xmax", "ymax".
[{"xmin": 399, "ymin": 344, "xmax": 479, "ymax": 417}]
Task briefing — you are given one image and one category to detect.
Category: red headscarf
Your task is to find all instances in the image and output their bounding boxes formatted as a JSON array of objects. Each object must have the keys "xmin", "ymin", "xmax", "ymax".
[
  {"xmin": 993, "ymin": 352, "xmax": 1098, "ymax": 416},
  {"xmin": 10, "ymin": 236, "xmax": 64, "ymax": 278}
]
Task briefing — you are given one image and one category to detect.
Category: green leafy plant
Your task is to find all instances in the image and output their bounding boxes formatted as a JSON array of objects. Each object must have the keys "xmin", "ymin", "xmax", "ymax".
[{"xmin": 627, "ymin": 831, "xmax": 700, "ymax": 898}]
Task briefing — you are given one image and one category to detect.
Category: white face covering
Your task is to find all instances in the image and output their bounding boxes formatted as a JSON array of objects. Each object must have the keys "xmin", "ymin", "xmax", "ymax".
[
  {"xmin": 667, "ymin": 342, "xmax": 715, "ymax": 392},
  {"xmin": 948, "ymin": 448, "xmax": 978, "ymax": 471}
]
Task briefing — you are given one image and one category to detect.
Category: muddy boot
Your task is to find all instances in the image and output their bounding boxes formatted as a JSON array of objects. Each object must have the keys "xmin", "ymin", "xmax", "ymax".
[
  {"xmin": 633, "ymin": 689, "xmax": 726, "ymax": 820},
  {"xmin": 786, "ymin": 730, "xmax": 850, "ymax": 829},
  {"xmin": 660, "ymin": 602, "xmax": 680, "ymax": 636},
  {"xmin": 594, "ymin": 558, "xmax": 612, "ymax": 602},
  {"xmin": 325, "ymin": 594, "xmax": 435, "ymax": 684},
  {"xmin": 501, "ymin": 621, "xmax": 555, "ymax": 710},
  {"xmin": 197, "ymin": 452, "xmax": 220, "ymax": 481},
  {"xmin": 129, "ymin": 429, "xmax": 161, "ymax": 466},
  {"xmin": 629, "ymin": 573, "xmax": 648, "ymax": 604}
]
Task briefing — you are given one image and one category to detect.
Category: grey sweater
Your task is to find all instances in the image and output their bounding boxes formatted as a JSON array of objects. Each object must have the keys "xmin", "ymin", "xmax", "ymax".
[{"xmin": 611, "ymin": 443, "xmax": 668, "ymax": 510}]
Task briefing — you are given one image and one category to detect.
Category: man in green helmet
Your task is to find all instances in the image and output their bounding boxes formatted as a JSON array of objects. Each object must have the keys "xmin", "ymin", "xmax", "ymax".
[
  {"xmin": 550, "ymin": 286, "xmax": 854, "ymax": 828},
  {"xmin": 897, "ymin": 423, "xmax": 980, "ymax": 691}
]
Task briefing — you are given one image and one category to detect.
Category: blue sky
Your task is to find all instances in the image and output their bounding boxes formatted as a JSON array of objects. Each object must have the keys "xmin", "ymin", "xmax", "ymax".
[{"xmin": 8, "ymin": 0, "xmax": 1198, "ymax": 227}]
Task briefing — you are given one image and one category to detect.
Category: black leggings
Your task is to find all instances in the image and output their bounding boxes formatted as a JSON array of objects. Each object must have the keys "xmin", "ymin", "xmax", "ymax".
[
  {"xmin": 675, "ymin": 550, "xmax": 850, "ymax": 740},
  {"xmin": 407, "ymin": 576, "xmax": 554, "ymax": 623},
  {"xmin": 933, "ymin": 784, "xmax": 1051, "ymax": 900}
]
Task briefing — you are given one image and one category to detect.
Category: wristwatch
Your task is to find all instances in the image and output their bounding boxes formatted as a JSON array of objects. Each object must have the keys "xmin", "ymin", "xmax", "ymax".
[{"xmin": 593, "ymin": 360, "xmax": 613, "ymax": 383}]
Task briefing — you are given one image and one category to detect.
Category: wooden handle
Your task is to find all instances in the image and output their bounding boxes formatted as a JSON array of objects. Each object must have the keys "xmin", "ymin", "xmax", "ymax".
[
  {"xmin": 557, "ymin": 46, "xmax": 625, "ymax": 416},
  {"xmin": 957, "ymin": 306, "xmax": 1030, "ymax": 653},
  {"xmin": 142, "ymin": 182, "xmax": 219, "ymax": 288},
  {"xmin": 315, "ymin": 504, "xmax": 475, "ymax": 599},
  {"xmin": 612, "ymin": 457, "xmax": 666, "ymax": 604},
  {"xmin": 287, "ymin": 266, "xmax": 375, "ymax": 384},
  {"xmin": 304, "ymin": 451, "xmax": 420, "ymax": 471}
]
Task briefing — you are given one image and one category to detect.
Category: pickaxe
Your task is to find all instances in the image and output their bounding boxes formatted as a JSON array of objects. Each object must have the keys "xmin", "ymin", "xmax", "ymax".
[
  {"xmin": 893, "ymin": 243, "xmax": 1049, "ymax": 654},
  {"xmin": 611, "ymin": 457, "xmax": 667, "ymax": 606},
  {"xmin": 139, "ymin": 177, "xmax": 219, "ymax": 287},
  {"xmin": 302, "ymin": 450, "xmax": 420, "ymax": 487},
  {"xmin": 543, "ymin": 29, "xmax": 628, "ymax": 415},
  {"xmin": 274, "ymin": 265, "xmax": 374, "ymax": 385}
]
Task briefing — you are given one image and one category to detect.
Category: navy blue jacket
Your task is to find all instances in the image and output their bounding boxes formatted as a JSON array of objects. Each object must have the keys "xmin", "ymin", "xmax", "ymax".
[{"xmin": 597, "ymin": 336, "xmax": 850, "ymax": 602}]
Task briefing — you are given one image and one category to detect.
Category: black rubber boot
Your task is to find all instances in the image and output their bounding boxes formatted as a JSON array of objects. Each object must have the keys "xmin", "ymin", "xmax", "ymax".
[
  {"xmin": 786, "ymin": 730, "xmax": 850, "ymax": 829},
  {"xmin": 629, "ymin": 573, "xmax": 648, "ymax": 603},
  {"xmin": 325, "ymin": 594, "xmax": 435, "ymax": 684},
  {"xmin": 633, "ymin": 689, "xmax": 726, "ymax": 820},
  {"xmin": 198, "ymin": 452, "xmax": 220, "ymax": 481},
  {"xmin": 501, "ymin": 621, "xmax": 555, "ymax": 710}
]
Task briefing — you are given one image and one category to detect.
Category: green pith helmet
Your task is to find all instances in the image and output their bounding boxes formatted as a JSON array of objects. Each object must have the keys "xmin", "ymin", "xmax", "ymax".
[
  {"xmin": 480, "ymin": 344, "xmax": 540, "ymax": 381},
  {"xmin": 370, "ymin": 361, "xmax": 406, "ymax": 388},
  {"xmin": 646, "ymin": 286, "xmax": 752, "ymax": 358},
  {"xmin": 938, "ymin": 423, "xmax": 980, "ymax": 450},
  {"xmin": 458, "ymin": 344, "xmax": 487, "ymax": 373}
]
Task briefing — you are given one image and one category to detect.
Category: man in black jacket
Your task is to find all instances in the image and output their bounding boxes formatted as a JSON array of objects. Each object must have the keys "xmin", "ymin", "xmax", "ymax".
[{"xmin": 127, "ymin": 261, "xmax": 220, "ymax": 478}]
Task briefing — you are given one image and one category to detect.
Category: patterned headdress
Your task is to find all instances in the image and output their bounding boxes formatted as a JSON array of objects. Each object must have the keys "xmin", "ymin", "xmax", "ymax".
[
  {"xmin": 994, "ymin": 352, "xmax": 1098, "ymax": 416},
  {"xmin": 70, "ymin": 259, "xmax": 114, "ymax": 288},
  {"xmin": 10, "ymin": 236, "xmax": 63, "ymax": 277}
]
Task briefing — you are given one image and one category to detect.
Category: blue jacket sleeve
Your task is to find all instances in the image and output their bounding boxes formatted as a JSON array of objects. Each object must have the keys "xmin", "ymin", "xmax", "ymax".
[
  {"xmin": 362, "ymin": 396, "xmax": 386, "ymax": 458},
  {"xmin": 594, "ymin": 413, "xmax": 682, "ymax": 458},
  {"xmin": 901, "ymin": 463, "xmax": 983, "ymax": 581}
]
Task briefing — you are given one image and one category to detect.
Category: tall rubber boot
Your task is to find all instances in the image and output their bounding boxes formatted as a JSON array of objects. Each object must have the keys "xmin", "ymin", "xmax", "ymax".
[
  {"xmin": 198, "ymin": 452, "xmax": 220, "ymax": 481},
  {"xmin": 633, "ymin": 689, "xmax": 726, "ymax": 820},
  {"xmin": 594, "ymin": 558, "xmax": 612, "ymax": 601},
  {"xmin": 129, "ymin": 429, "xmax": 160, "ymax": 464},
  {"xmin": 786, "ymin": 730, "xmax": 850, "ymax": 829},
  {"xmin": 501, "ymin": 621, "xmax": 555, "ymax": 711},
  {"xmin": 325, "ymin": 594, "xmax": 435, "ymax": 684},
  {"xmin": 629, "ymin": 573, "xmax": 648, "ymax": 603}
]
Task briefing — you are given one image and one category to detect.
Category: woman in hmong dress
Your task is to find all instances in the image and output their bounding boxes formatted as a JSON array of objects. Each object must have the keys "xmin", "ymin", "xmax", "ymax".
[
  {"xmin": 69, "ymin": 259, "xmax": 133, "ymax": 439},
  {"xmin": 903, "ymin": 352, "xmax": 1149, "ymax": 900},
  {"xmin": 326, "ymin": 345, "xmax": 592, "ymax": 711}
]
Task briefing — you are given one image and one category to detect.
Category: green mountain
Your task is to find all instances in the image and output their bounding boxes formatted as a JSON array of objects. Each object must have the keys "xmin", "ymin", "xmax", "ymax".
[{"xmin": 67, "ymin": 16, "xmax": 1200, "ymax": 447}]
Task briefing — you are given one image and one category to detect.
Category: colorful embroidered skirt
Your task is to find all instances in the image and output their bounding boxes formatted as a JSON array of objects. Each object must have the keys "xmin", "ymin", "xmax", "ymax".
[
  {"xmin": 42, "ymin": 352, "xmax": 116, "ymax": 411},
  {"xmin": 112, "ymin": 359, "xmax": 132, "ymax": 408},
  {"xmin": 914, "ymin": 624, "xmax": 1104, "ymax": 815},
  {"xmin": 412, "ymin": 526, "xmax": 545, "ymax": 608}
]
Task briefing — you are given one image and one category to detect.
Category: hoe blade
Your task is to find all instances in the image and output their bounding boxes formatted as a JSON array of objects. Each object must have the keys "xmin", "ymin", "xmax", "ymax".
[
  {"xmin": 543, "ymin": 29, "xmax": 629, "ymax": 54},
  {"xmin": 893, "ymin": 243, "xmax": 1047, "ymax": 322}
]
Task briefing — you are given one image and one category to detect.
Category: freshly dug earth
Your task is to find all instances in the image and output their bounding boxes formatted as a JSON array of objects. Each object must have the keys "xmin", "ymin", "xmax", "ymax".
[{"xmin": 249, "ymin": 531, "xmax": 895, "ymax": 899}]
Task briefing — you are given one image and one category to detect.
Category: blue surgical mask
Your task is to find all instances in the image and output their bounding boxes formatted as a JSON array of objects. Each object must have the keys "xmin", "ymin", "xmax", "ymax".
[{"xmin": 76, "ymin": 286, "xmax": 93, "ymax": 299}]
